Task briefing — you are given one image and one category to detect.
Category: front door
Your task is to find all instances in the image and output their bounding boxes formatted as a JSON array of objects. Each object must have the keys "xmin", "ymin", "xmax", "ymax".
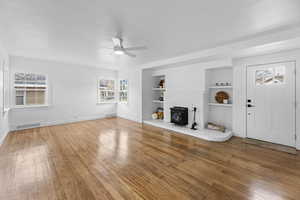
[{"xmin": 246, "ymin": 61, "xmax": 296, "ymax": 147}]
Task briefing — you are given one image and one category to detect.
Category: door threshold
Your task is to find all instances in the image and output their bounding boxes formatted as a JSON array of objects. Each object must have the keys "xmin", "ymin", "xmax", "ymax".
[{"xmin": 244, "ymin": 138, "xmax": 297, "ymax": 155}]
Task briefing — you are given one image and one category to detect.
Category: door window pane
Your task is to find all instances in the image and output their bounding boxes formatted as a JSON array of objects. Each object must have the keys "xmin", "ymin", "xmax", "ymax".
[
  {"xmin": 255, "ymin": 70, "xmax": 265, "ymax": 85},
  {"xmin": 255, "ymin": 66, "xmax": 285, "ymax": 86},
  {"xmin": 263, "ymin": 68, "xmax": 274, "ymax": 85},
  {"xmin": 274, "ymin": 66, "xmax": 285, "ymax": 84}
]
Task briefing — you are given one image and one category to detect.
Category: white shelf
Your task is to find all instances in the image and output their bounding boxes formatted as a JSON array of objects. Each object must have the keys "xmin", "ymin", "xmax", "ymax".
[
  {"xmin": 152, "ymin": 88, "xmax": 166, "ymax": 91},
  {"xmin": 153, "ymin": 100, "xmax": 164, "ymax": 103},
  {"xmin": 152, "ymin": 74, "xmax": 165, "ymax": 77},
  {"xmin": 209, "ymin": 86, "xmax": 232, "ymax": 89},
  {"xmin": 208, "ymin": 103, "xmax": 232, "ymax": 107}
]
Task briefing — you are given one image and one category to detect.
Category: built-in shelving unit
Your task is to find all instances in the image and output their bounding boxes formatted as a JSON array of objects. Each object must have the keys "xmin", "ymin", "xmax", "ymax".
[
  {"xmin": 205, "ymin": 67, "xmax": 233, "ymax": 130},
  {"xmin": 152, "ymin": 88, "xmax": 166, "ymax": 91},
  {"xmin": 209, "ymin": 86, "xmax": 232, "ymax": 89},
  {"xmin": 141, "ymin": 65, "xmax": 233, "ymax": 143},
  {"xmin": 149, "ymin": 74, "xmax": 166, "ymax": 120}
]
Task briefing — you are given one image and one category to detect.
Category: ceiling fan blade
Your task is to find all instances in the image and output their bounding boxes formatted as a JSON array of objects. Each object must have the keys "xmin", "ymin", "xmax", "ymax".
[
  {"xmin": 112, "ymin": 37, "xmax": 122, "ymax": 47},
  {"xmin": 124, "ymin": 51, "xmax": 136, "ymax": 57},
  {"xmin": 123, "ymin": 46, "xmax": 147, "ymax": 51}
]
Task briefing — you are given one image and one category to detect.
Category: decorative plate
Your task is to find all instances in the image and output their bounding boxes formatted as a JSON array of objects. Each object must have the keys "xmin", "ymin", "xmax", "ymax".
[{"xmin": 215, "ymin": 91, "xmax": 229, "ymax": 103}]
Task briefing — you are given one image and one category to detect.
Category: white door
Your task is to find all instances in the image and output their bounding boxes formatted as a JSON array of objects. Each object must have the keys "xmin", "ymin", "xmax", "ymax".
[{"xmin": 246, "ymin": 61, "xmax": 296, "ymax": 147}]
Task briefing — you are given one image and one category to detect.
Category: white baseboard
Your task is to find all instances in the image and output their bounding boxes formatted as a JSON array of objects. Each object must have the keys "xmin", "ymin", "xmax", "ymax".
[
  {"xmin": 10, "ymin": 113, "xmax": 117, "ymax": 131},
  {"xmin": 233, "ymin": 133, "xmax": 299, "ymax": 150}
]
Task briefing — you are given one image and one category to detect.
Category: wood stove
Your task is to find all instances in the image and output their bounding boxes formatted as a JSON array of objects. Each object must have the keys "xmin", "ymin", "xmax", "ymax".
[{"xmin": 170, "ymin": 106, "xmax": 188, "ymax": 126}]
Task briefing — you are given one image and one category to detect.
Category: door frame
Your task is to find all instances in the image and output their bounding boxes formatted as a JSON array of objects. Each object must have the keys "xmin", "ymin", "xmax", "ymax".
[{"xmin": 245, "ymin": 60, "xmax": 297, "ymax": 147}]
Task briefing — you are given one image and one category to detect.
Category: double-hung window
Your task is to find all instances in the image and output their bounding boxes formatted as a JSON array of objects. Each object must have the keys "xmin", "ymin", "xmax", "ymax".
[
  {"xmin": 97, "ymin": 79, "xmax": 115, "ymax": 103},
  {"xmin": 14, "ymin": 73, "xmax": 48, "ymax": 107}
]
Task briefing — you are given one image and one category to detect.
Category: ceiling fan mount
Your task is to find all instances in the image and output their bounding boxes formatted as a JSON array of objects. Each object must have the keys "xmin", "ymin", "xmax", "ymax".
[{"xmin": 110, "ymin": 37, "xmax": 146, "ymax": 57}]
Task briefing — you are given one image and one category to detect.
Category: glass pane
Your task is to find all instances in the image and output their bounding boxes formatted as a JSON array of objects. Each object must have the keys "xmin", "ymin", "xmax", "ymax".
[
  {"xmin": 255, "ymin": 66, "xmax": 285, "ymax": 86},
  {"xmin": 36, "ymin": 74, "xmax": 46, "ymax": 86},
  {"xmin": 106, "ymin": 91, "xmax": 115, "ymax": 100},
  {"xmin": 255, "ymin": 70, "xmax": 265, "ymax": 86},
  {"xmin": 107, "ymin": 80, "xmax": 114, "ymax": 90},
  {"xmin": 26, "ymin": 91, "xmax": 45, "ymax": 105},
  {"xmin": 119, "ymin": 91, "xmax": 128, "ymax": 102},
  {"xmin": 99, "ymin": 80, "xmax": 106, "ymax": 88},
  {"xmin": 274, "ymin": 66, "xmax": 285, "ymax": 84},
  {"xmin": 16, "ymin": 90, "xmax": 25, "ymax": 105},
  {"xmin": 263, "ymin": 68, "xmax": 274, "ymax": 85},
  {"xmin": 16, "ymin": 90, "xmax": 25, "ymax": 97},
  {"xmin": 15, "ymin": 73, "xmax": 25, "ymax": 84},
  {"xmin": 16, "ymin": 96, "xmax": 24, "ymax": 105},
  {"xmin": 25, "ymin": 73, "xmax": 37, "ymax": 85},
  {"xmin": 99, "ymin": 90, "xmax": 115, "ymax": 102},
  {"xmin": 99, "ymin": 79, "xmax": 114, "ymax": 90},
  {"xmin": 16, "ymin": 91, "xmax": 25, "ymax": 105},
  {"xmin": 120, "ymin": 80, "xmax": 128, "ymax": 90},
  {"xmin": 124, "ymin": 80, "xmax": 128, "ymax": 90}
]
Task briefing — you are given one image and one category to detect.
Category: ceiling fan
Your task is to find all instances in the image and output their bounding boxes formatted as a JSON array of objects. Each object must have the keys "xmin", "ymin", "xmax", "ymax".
[{"xmin": 110, "ymin": 37, "xmax": 147, "ymax": 57}]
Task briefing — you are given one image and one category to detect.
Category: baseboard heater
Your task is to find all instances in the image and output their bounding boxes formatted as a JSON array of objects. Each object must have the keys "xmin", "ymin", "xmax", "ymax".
[{"xmin": 16, "ymin": 123, "xmax": 41, "ymax": 130}]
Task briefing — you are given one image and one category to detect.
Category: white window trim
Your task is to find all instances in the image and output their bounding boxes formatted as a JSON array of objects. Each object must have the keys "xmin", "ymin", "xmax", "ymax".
[
  {"xmin": 12, "ymin": 104, "xmax": 50, "ymax": 109},
  {"xmin": 1, "ymin": 59, "xmax": 10, "ymax": 114},
  {"xmin": 13, "ymin": 72, "xmax": 49, "ymax": 108}
]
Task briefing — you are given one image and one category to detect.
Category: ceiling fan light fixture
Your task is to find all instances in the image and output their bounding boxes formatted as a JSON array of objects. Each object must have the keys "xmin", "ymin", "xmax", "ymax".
[{"xmin": 114, "ymin": 49, "xmax": 124, "ymax": 55}]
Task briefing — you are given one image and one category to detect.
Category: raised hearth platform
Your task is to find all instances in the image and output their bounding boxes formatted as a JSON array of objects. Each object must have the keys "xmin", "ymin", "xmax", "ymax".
[{"xmin": 143, "ymin": 120, "xmax": 232, "ymax": 142}]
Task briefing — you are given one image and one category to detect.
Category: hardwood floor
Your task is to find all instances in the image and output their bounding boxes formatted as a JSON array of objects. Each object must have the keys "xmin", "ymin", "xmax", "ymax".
[{"xmin": 0, "ymin": 118, "xmax": 300, "ymax": 200}]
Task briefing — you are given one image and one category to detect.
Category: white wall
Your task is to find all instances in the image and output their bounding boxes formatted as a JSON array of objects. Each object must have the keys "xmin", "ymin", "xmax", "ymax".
[
  {"xmin": 153, "ymin": 64, "xmax": 205, "ymax": 128},
  {"xmin": 143, "ymin": 59, "xmax": 232, "ymax": 129},
  {"xmin": 117, "ymin": 65, "xmax": 142, "ymax": 122},
  {"xmin": 139, "ymin": 49, "xmax": 300, "ymax": 150},
  {"xmin": 9, "ymin": 56, "xmax": 117, "ymax": 130},
  {"xmin": 233, "ymin": 49, "xmax": 300, "ymax": 150},
  {"xmin": 0, "ymin": 44, "xmax": 9, "ymax": 144}
]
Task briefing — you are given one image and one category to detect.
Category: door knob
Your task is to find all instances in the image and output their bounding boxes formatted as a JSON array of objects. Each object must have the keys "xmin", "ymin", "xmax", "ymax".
[{"xmin": 247, "ymin": 104, "xmax": 254, "ymax": 107}]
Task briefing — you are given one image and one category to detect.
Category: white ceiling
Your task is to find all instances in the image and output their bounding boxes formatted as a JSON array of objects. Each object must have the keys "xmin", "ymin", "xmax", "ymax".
[{"xmin": 1, "ymin": 0, "xmax": 300, "ymax": 69}]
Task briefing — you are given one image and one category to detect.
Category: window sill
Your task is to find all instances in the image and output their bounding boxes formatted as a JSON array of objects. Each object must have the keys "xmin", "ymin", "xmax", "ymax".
[
  {"xmin": 12, "ymin": 104, "xmax": 50, "ymax": 109},
  {"xmin": 97, "ymin": 102, "xmax": 117, "ymax": 104}
]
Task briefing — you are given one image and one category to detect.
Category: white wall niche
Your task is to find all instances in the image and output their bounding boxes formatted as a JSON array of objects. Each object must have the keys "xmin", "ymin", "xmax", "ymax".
[{"xmin": 204, "ymin": 66, "xmax": 233, "ymax": 130}]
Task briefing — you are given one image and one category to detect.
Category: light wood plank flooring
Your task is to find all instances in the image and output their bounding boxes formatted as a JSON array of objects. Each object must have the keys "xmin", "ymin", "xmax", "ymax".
[{"xmin": 0, "ymin": 117, "xmax": 300, "ymax": 200}]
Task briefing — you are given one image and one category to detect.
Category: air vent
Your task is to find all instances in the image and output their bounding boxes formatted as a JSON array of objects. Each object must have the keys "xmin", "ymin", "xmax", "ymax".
[{"xmin": 16, "ymin": 123, "xmax": 41, "ymax": 130}]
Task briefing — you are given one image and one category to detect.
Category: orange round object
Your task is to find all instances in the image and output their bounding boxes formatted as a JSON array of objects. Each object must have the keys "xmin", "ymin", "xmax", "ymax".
[{"xmin": 215, "ymin": 91, "xmax": 229, "ymax": 103}]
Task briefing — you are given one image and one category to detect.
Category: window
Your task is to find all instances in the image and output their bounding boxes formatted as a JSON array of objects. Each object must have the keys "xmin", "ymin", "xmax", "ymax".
[
  {"xmin": 98, "ymin": 79, "xmax": 115, "ymax": 103},
  {"xmin": 14, "ymin": 73, "xmax": 47, "ymax": 106},
  {"xmin": 119, "ymin": 79, "xmax": 128, "ymax": 103},
  {"xmin": 255, "ymin": 66, "xmax": 285, "ymax": 86}
]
